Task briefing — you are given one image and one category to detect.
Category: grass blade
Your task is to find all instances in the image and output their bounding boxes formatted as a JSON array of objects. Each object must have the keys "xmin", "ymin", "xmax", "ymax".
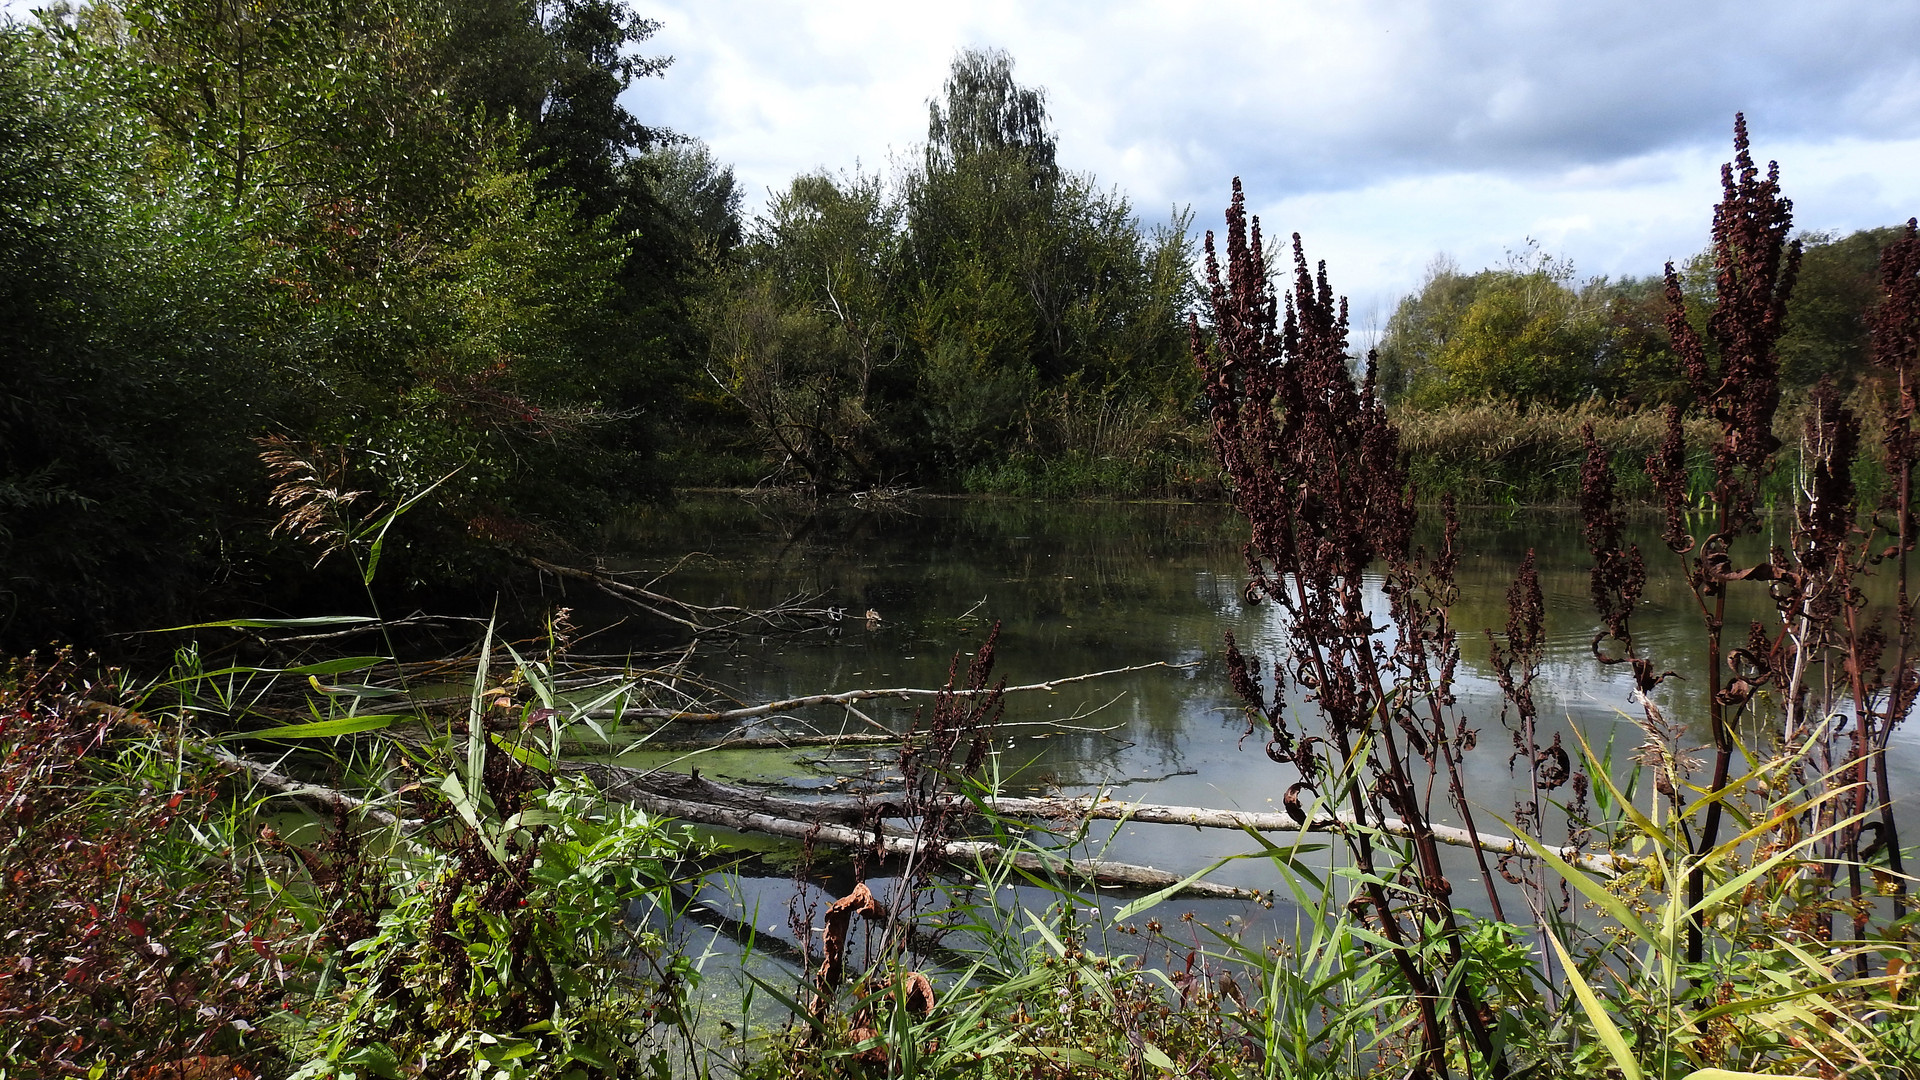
[{"xmin": 1545, "ymin": 923, "xmax": 1642, "ymax": 1080}]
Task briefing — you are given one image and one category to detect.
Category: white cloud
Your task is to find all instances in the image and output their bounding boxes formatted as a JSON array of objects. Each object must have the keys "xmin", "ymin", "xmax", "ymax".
[
  {"xmin": 10, "ymin": 0, "xmax": 1914, "ymax": 308},
  {"xmin": 632, "ymin": 1, "xmax": 1920, "ymax": 307}
]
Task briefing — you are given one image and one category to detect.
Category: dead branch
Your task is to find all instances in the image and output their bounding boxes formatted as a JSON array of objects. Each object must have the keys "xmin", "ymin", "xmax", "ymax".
[
  {"xmin": 1003, "ymin": 795, "xmax": 1640, "ymax": 877},
  {"xmin": 588, "ymin": 661, "xmax": 1195, "ymax": 724},
  {"xmin": 575, "ymin": 773, "xmax": 1259, "ymax": 901},
  {"xmin": 195, "ymin": 744, "xmax": 422, "ymax": 833},
  {"xmin": 529, "ymin": 557, "xmax": 842, "ymax": 635},
  {"xmin": 544, "ymin": 716, "xmax": 1125, "ymax": 754},
  {"xmin": 570, "ymin": 766, "xmax": 1636, "ymax": 877}
]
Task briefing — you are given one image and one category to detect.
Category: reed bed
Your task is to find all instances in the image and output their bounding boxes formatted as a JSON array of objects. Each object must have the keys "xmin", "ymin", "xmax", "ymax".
[{"xmin": 1393, "ymin": 399, "xmax": 1718, "ymax": 504}]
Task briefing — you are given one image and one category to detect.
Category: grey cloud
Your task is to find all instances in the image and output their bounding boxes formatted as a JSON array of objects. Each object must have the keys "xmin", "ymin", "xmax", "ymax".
[
  {"xmin": 626, "ymin": 0, "xmax": 1920, "ymax": 301},
  {"xmin": 1096, "ymin": 1, "xmax": 1920, "ymax": 196}
]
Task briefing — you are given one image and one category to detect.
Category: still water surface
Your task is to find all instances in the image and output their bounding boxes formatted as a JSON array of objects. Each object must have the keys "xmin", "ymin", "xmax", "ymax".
[{"xmin": 591, "ymin": 494, "xmax": 1920, "ymax": 964}]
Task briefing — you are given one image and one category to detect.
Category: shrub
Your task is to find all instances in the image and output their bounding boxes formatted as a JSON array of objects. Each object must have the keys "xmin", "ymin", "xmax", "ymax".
[{"xmin": 0, "ymin": 651, "xmax": 291, "ymax": 1078}]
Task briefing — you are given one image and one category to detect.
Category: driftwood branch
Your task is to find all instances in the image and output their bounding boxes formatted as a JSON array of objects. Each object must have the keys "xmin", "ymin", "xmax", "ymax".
[
  {"xmin": 199, "ymin": 729, "xmax": 1632, "ymax": 884},
  {"xmin": 617, "ymin": 788, "xmax": 1261, "ymax": 901},
  {"xmin": 529, "ymin": 557, "xmax": 840, "ymax": 636},
  {"xmin": 571, "ymin": 767, "xmax": 1636, "ymax": 878},
  {"xmin": 551, "ymin": 717, "xmax": 1125, "ymax": 754},
  {"xmin": 1011, "ymin": 795, "xmax": 1640, "ymax": 877},
  {"xmin": 196, "ymin": 744, "xmax": 422, "ymax": 832},
  {"xmin": 590, "ymin": 662, "xmax": 1195, "ymax": 724}
]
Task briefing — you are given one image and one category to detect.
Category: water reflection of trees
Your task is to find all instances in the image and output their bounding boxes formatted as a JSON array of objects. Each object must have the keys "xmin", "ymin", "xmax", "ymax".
[{"xmin": 594, "ymin": 496, "xmax": 1919, "ymax": 836}]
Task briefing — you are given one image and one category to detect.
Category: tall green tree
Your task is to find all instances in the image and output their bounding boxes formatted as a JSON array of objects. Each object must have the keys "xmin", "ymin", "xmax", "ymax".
[
  {"xmin": 705, "ymin": 171, "xmax": 901, "ymax": 489},
  {"xmin": 701, "ymin": 48, "xmax": 1195, "ymax": 490},
  {"xmin": 1377, "ymin": 245, "xmax": 1605, "ymax": 406},
  {"xmin": 1375, "ymin": 255, "xmax": 1485, "ymax": 403},
  {"xmin": 643, "ymin": 139, "xmax": 743, "ymax": 261},
  {"xmin": 901, "ymin": 48, "xmax": 1193, "ymax": 473},
  {"xmin": 0, "ymin": 23, "xmax": 286, "ymax": 641},
  {"xmin": 1778, "ymin": 226, "xmax": 1910, "ymax": 388},
  {"xmin": 2, "ymin": 0, "xmax": 697, "ymax": 646}
]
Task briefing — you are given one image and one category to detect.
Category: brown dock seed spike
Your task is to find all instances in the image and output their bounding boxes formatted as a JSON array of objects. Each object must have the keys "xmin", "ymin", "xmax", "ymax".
[
  {"xmin": 902, "ymin": 970, "xmax": 936, "ymax": 1017},
  {"xmin": 1283, "ymin": 782, "xmax": 1316, "ymax": 825},
  {"xmin": 817, "ymin": 882, "xmax": 880, "ymax": 993}
]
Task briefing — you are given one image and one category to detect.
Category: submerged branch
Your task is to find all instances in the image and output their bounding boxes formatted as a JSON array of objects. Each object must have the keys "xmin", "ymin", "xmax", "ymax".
[
  {"xmin": 557, "ymin": 717, "xmax": 1125, "ymax": 753},
  {"xmin": 572, "ymin": 766, "xmax": 1638, "ymax": 878},
  {"xmin": 587, "ymin": 662, "xmax": 1195, "ymax": 724},
  {"xmin": 195, "ymin": 743, "xmax": 422, "ymax": 832},
  {"xmin": 528, "ymin": 557, "xmax": 842, "ymax": 635}
]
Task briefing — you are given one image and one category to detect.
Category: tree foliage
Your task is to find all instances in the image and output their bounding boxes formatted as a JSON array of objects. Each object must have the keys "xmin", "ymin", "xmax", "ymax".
[
  {"xmin": 0, "ymin": 1, "xmax": 705, "ymax": 648},
  {"xmin": 702, "ymin": 49, "xmax": 1196, "ymax": 491},
  {"xmin": 1377, "ymin": 245, "xmax": 1606, "ymax": 407},
  {"xmin": 1379, "ymin": 227, "xmax": 1910, "ymax": 409}
]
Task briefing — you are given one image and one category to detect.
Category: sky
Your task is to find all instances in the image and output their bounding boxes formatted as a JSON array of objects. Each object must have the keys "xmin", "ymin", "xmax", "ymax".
[
  {"xmin": 8, "ymin": 1, "xmax": 1915, "ymax": 330},
  {"xmin": 627, "ymin": 0, "xmax": 1920, "ymax": 333}
]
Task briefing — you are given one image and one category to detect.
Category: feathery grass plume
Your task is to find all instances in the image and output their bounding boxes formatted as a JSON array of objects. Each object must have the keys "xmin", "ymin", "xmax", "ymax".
[
  {"xmin": 255, "ymin": 435, "xmax": 376, "ymax": 567},
  {"xmin": 1191, "ymin": 179, "xmax": 1508, "ymax": 1080}
]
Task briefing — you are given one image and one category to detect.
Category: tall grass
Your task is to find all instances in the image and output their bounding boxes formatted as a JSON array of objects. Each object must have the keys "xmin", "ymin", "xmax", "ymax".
[
  {"xmin": 962, "ymin": 388, "xmax": 1218, "ymax": 499},
  {"xmin": 1395, "ymin": 399, "xmax": 1718, "ymax": 504},
  {"xmin": 1394, "ymin": 388, "xmax": 1902, "ymax": 509}
]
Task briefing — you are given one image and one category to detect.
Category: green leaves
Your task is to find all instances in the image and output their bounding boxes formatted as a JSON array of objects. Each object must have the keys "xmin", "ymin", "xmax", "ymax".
[
  {"xmin": 292, "ymin": 741, "xmax": 714, "ymax": 1080},
  {"xmin": 215, "ymin": 713, "xmax": 404, "ymax": 741},
  {"xmin": 1545, "ymin": 924, "xmax": 1643, "ymax": 1080}
]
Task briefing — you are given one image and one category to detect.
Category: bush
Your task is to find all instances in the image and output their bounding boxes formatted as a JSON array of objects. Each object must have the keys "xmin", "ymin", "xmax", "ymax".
[{"xmin": 0, "ymin": 651, "xmax": 291, "ymax": 1078}]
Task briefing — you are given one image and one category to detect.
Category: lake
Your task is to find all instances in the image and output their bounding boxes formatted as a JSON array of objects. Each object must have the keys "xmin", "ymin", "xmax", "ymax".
[{"xmin": 580, "ymin": 493, "xmax": 1920, "ymax": 980}]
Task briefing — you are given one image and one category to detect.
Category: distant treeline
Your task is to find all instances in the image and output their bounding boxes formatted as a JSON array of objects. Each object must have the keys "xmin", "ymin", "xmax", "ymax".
[
  {"xmin": 684, "ymin": 48, "xmax": 1201, "ymax": 495},
  {"xmin": 1375, "ymin": 230, "xmax": 1905, "ymax": 408},
  {"xmin": 2, "ymin": 1, "xmax": 1911, "ymax": 649},
  {"xmin": 1372, "ymin": 229, "xmax": 1911, "ymax": 506}
]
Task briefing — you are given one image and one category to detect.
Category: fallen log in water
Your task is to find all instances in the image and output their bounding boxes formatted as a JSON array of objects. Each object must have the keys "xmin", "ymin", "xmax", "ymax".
[
  {"xmin": 565, "ymin": 765, "xmax": 1637, "ymax": 878},
  {"xmin": 201, "ymin": 739, "xmax": 1628, "ymax": 905},
  {"xmin": 196, "ymin": 740, "xmax": 1256, "ymax": 902},
  {"xmin": 1025, "ymin": 796, "xmax": 1640, "ymax": 877},
  {"xmin": 611, "ymin": 786, "xmax": 1263, "ymax": 902}
]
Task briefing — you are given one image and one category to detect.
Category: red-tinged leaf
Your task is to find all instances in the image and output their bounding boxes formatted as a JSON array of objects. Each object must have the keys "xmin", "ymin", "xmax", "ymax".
[{"xmin": 128, "ymin": 918, "xmax": 146, "ymax": 938}]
